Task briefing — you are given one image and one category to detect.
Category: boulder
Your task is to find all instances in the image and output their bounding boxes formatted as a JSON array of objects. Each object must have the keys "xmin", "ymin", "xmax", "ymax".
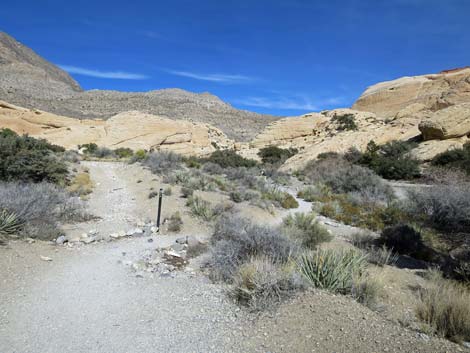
[{"xmin": 418, "ymin": 103, "xmax": 470, "ymax": 140}]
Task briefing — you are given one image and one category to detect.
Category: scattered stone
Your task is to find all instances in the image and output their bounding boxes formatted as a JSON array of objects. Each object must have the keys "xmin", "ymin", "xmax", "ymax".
[
  {"xmin": 150, "ymin": 226, "xmax": 158, "ymax": 234},
  {"xmin": 186, "ymin": 235, "xmax": 202, "ymax": 248},
  {"xmin": 109, "ymin": 233, "xmax": 119, "ymax": 239},
  {"xmin": 463, "ymin": 342, "xmax": 470, "ymax": 349},
  {"xmin": 82, "ymin": 237, "xmax": 96, "ymax": 244},
  {"xmin": 126, "ymin": 228, "xmax": 144, "ymax": 236},
  {"xmin": 88, "ymin": 229, "xmax": 98, "ymax": 236},
  {"xmin": 171, "ymin": 243, "xmax": 186, "ymax": 252},
  {"xmin": 176, "ymin": 236, "xmax": 187, "ymax": 244},
  {"xmin": 55, "ymin": 235, "xmax": 66, "ymax": 245},
  {"xmin": 147, "ymin": 238, "xmax": 154, "ymax": 243},
  {"xmin": 25, "ymin": 237, "xmax": 36, "ymax": 244},
  {"xmin": 40, "ymin": 256, "xmax": 52, "ymax": 262}
]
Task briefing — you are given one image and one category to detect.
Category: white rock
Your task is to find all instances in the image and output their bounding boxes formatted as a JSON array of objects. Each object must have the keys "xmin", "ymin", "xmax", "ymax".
[
  {"xmin": 40, "ymin": 256, "xmax": 52, "ymax": 262},
  {"xmin": 55, "ymin": 235, "xmax": 66, "ymax": 245},
  {"xmin": 109, "ymin": 233, "xmax": 119, "ymax": 239}
]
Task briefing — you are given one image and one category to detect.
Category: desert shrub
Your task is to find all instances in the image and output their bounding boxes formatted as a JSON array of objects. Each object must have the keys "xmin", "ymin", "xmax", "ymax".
[
  {"xmin": 319, "ymin": 194, "xmax": 406, "ymax": 231},
  {"xmin": 416, "ymin": 270, "xmax": 470, "ymax": 342},
  {"xmin": 114, "ymin": 147, "xmax": 134, "ymax": 159},
  {"xmin": 282, "ymin": 213, "xmax": 331, "ymax": 249},
  {"xmin": 180, "ymin": 187, "xmax": 193, "ymax": 198},
  {"xmin": 78, "ymin": 143, "xmax": 98, "ymax": 154},
  {"xmin": 350, "ymin": 231, "xmax": 376, "ymax": 248},
  {"xmin": 258, "ymin": 146, "xmax": 298, "ymax": 165},
  {"xmin": 352, "ymin": 274, "xmax": 385, "ymax": 310},
  {"xmin": 67, "ymin": 172, "xmax": 93, "ymax": 197},
  {"xmin": 421, "ymin": 166, "xmax": 469, "ymax": 185},
  {"xmin": 143, "ymin": 151, "xmax": 183, "ymax": 174},
  {"xmin": 62, "ymin": 150, "xmax": 81, "ymax": 163},
  {"xmin": 130, "ymin": 149, "xmax": 147, "ymax": 163},
  {"xmin": 261, "ymin": 187, "xmax": 299, "ymax": 209},
  {"xmin": 167, "ymin": 211, "xmax": 183, "ymax": 232},
  {"xmin": 163, "ymin": 186, "xmax": 172, "ymax": 196},
  {"xmin": 203, "ymin": 150, "xmax": 257, "ymax": 169},
  {"xmin": 186, "ymin": 196, "xmax": 216, "ymax": 221},
  {"xmin": 0, "ymin": 129, "xmax": 68, "ymax": 184},
  {"xmin": 201, "ymin": 162, "xmax": 225, "ymax": 175},
  {"xmin": 365, "ymin": 245, "xmax": 399, "ymax": 267},
  {"xmin": 331, "ymin": 113, "xmax": 358, "ymax": 131},
  {"xmin": 406, "ymin": 184, "xmax": 470, "ymax": 233},
  {"xmin": 148, "ymin": 190, "xmax": 159, "ymax": 199},
  {"xmin": 298, "ymin": 248, "xmax": 367, "ymax": 293},
  {"xmin": 90, "ymin": 146, "xmax": 115, "ymax": 159},
  {"xmin": 357, "ymin": 140, "xmax": 420, "ymax": 180},
  {"xmin": 0, "ymin": 182, "xmax": 88, "ymax": 239},
  {"xmin": 0, "ymin": 209, "xmax": 23, "ymax": 236},
  {"xmin": 302, "ymin": 157, "xmax": 393, "ymax": 203},
  {"xmin": 431, "ymin": 142, "xmax": 470, "ymax": 175},
  {"xmin": 224, "ymin": 166, "xmax": 262, "ymax": 190},
  {"xmin": 230, "ymin": 188, "xmax": 259, "ymax": 203},
  {"xmin": 379, "ymin": 224, "xmax": 423, "ymax": 256},
  {"xmin": 231, "ymin": 256, "xmax": 303, "ymax": 311},
  {"xmin": 317, "ymin": 151, "xmax": 340, "ymax": 160},
  {"xmin": 183, "ymin": 156, "xmax": 202, "ymax": 169},
  {"xmin": 209, "ymin": 217, "xmax": 298, "ymax": 282}
]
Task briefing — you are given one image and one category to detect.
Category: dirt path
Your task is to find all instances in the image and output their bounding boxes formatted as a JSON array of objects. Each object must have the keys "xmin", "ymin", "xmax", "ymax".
[{"xmin": 0, "ymin": 162, "xmax": 246, "ymax": 353}]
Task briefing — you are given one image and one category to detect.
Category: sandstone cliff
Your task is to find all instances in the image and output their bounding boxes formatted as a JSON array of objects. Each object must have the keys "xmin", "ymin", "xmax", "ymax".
[{"xmin": 0, "ymin": 101, "xmax": 233, "ymax": 156}]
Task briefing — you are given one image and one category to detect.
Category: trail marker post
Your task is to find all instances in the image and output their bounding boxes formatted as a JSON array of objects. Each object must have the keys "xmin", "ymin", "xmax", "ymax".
[{"xmin": 156, "ymin": 188, "xmax": 163, "ymax": 232}]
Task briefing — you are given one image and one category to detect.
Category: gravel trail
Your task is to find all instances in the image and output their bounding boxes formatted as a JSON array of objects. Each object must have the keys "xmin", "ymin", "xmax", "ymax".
[{"xmin": 0, "ymin": 162, "xmax": 246, "ymax": 353}]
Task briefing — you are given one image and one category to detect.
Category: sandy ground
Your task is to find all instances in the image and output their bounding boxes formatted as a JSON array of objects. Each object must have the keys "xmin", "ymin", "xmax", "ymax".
[{"xmin": 0, "ymin": 161, "xmax": 467, "ymax": 353}]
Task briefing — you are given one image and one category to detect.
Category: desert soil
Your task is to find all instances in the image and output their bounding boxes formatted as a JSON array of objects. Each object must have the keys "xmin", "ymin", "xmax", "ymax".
[{"xmin": 0, "ymin": 162, "xmax": 466, "ymax": 353}]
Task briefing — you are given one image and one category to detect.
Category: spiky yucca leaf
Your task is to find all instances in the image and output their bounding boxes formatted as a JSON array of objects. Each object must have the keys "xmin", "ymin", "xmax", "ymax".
[
  {"xmin": 298, "ymin": 248, "xmax": 367, "ymax": 293},
  {"xmin": 0, "ymin": 209, "xmax": 23, "ymax": 235}
]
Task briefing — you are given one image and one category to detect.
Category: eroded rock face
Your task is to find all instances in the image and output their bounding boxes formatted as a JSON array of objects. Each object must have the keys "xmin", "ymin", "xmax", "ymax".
[
  {"xmin": 0, "ymin": 101, "xmax": 233, "ymax": 156},
  {"xmin": 418, "ymin": 103, "xmax": 470, "ymax": 140},
  {"xmin": 352, "ymin": 68, "xmax": 470, "ymax": 117}
]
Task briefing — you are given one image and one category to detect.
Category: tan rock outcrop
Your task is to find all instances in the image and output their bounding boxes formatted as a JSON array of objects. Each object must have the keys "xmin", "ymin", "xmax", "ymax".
[
  {"xmin": 353, "ymin": 68, "xmax": 470, "ymax": 117},
  {"xmin": 0, "ymin": 101, "xmax": 233, "ymax": 156},
  {"xmin": 418, "ymin": 103, "xmax": 470, "ymax": 140},
  {"xmin": 410, "ymin": 137, "xmax": 469, "ymax": 161}
]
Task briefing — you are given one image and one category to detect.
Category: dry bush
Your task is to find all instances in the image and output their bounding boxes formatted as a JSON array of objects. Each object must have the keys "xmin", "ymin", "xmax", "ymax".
[
  {"xmin": 0, "ymin": 182, "xmax": 89, "ymax": 240},
  {"xmin": 143, "ymin": 151, "xmax": 183, "ymax": 175},
  {"xmin": 167, "ymin": 211, "xmax": 183, "ymax": 232},
  {"xmin": 416, "ymin": 270, "xmax": 470, "ymax": 342},
  {"xmin": 352, "ymin": 274, "xmax": 386, "ymax": 310},
  {"xmin": 407, "ymin": 184, "xmax": 470, "ymax": 233},
  {"xmin": 302, "ymin": 157, "xmax": 393, "ymax": 204},
  {"xmin": 208, "ymin": 217, "xmax": 298, "ymax": 282},
  {"xmin": 67, "ymin": 172, "xmax": 93, "ymax": 197},
  {"xmin": 231, "ymin": 256, "xmax": 303, "ymax": 311},
  {"xmin": 281, "ymin": 213, "xmax": 331, "ymax": 249}
]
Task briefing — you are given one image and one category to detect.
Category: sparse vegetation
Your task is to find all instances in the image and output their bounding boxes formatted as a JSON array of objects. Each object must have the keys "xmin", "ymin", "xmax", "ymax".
[
  {"xmin": 142, "ymin": 151, "xmax": 183, "ymax": 174},
  {"xmin": 352, "ymin": 274, "xmax": 385, "ymax": 310},
  {"xmin": 431, "ymin": 142, "xmax": 470, "ymax": 175},
  {"xmin": 0, "ymin": 182, "xmax": 89, "ymax": 240},
  {"xmin": 258, "ymin": 146, "xmax": 298, "ymax": 165},
  {"xmin": 167, "ymin": 211, "xmax": 183, "ymax": 232},
  {"xmin": 231, "ymin": 256, "xmax": 302, "ymax": 311},
  {"xmin": 0, "ymin": 209, "xmax": 23, "ymax": 237},
  {"xmin": 298, "ymin": 248, "xmax": 368, "ymax": 293},
  {"xmin": 379, "ymin": 224, "xmax": 424, "ymax": 256},
  {"xmin": 202, "ymin": 150, "xmax": 257, "ymax": 168},
  {"xmin": 186, "ymin": 196, "xmax": 216, "ymax": 221},
  {"xmin": 331, "ymin": 113, "xmax": 358, "ymax": 131},
  {"xmin": 416, "ymin": 270, "xmax": 470, "ymax": 342},
  {"xmin": 281, "ymin": 213, "xmax": 332, "ymax": 249},
  {"xmin": 208, "ymin": 217, "xmax": 298, "ymax": 283},
  {"xmin": 68, "ymin": 172, "xmax": 93, "ymax": 197}
]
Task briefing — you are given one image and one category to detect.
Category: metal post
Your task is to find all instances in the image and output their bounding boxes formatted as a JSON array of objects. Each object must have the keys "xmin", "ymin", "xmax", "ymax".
[{"xmin": 156, "ymin": 188, "xmax": 163, "ymax": 231}]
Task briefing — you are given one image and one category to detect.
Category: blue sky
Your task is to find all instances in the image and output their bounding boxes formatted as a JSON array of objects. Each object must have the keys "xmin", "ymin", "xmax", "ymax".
[{"xmin": 1, "ymin": 0, "xmax": 469, "ymax": 116}]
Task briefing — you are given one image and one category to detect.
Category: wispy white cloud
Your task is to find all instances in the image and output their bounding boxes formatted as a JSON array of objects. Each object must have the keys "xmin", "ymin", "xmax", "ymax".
[
  {"xmin": 59, "ymin": 65, "xmax": 148, "ymax": 80},
  {"xmin": 166, "ymin": 69, "xmax": 254, "ymax": 84},
  {"xmin": 234, "ymin": 95, "xmax": 345, "ymax": 111}
]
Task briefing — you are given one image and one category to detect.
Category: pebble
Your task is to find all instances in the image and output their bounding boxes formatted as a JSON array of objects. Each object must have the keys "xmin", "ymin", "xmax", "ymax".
[
  {"xmin": 55, "ymin": 235, "xmax": 66, "ymax": 245},
  {"xmin": 40, "ymin": 256, "xmax": 52, "ymax": 262}
]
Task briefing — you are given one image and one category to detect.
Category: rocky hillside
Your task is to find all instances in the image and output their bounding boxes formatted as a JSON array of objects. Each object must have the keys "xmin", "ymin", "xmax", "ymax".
[
  {"xmin": 0, "ymin": 101, "xmax": 233, "ymax": 156},
  {"xmin": 240, "ymin": 68, "xmax": 470, "ymax": 171},
  {"xmin": 0, "ymin": 32, "xmax": 279, "ymax": 141}
]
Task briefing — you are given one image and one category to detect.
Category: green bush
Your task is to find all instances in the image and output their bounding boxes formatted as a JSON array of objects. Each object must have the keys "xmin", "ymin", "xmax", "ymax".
[
  {"xmin": 379, "ymin": 224, "xmax": 423, "ymax": 256},
  {"xmin": 282, "ymin": 213, "xmax": 332, "ymax": 248},
  {"xmin": 0, "ymin": 129, "xmax": 68, "ymax": 184},
  {"xmin": 431, "ymin": 143, "xmax": 470, "ymax": 175},
  {"xmin": 357, "ymin": 140, "xmax": 420, "ymax": 180},
  {"xmin": 262, "ymin": 187, "xmax": 299, "ymax": 209},
  {"xmin": 130, "ymin": 149, "xmax": 147, "ymax": 162},
  {"xmin": 331, "ymin": 113, "xmax": 358, "ymax": 131},
  {"xmin": 114, "ymin": 147, "xmax": 134, "ymax": 159},
  {"xmin": 186, "ymin": 196, "xmax": 216, "ymax": 221},
  {"xmin": 298, "ymin": 248, "xmax": 367, "ymax": 293},
  {"xmin": 203, "ymin": 150, "xmax": 257, "ymax": 169},
  {"xmin": 258, "ymin": 146, "xmax": 298, "ymax": 165}
]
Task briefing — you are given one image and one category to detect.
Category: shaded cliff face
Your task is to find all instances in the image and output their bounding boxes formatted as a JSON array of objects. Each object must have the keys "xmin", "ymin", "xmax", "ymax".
[
  {"xmin": 352, "ymin": 68, "xmax": 470, "ymax": 117},
  {"xmin": 0, "ymin": 32, "xmax": 280, "ymax": 141}
]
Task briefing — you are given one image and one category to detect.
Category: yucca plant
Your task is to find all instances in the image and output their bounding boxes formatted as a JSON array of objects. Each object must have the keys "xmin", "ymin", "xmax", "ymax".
[
  {"xmin": 298, "ymin": 248, "xmax": 368, "ymax": 293},
  {"xmin": 0, "ymin": 209, "xmax": 23, "ymax": 235}
]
